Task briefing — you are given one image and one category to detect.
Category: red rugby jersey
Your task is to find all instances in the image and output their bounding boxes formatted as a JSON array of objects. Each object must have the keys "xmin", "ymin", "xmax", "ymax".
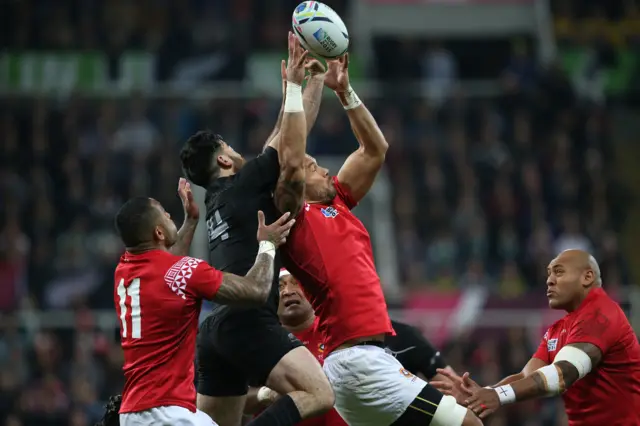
[
  {"xmin": 533, "ymin": 287, "xmax": 640, "ymax": 426},
  {"xmin": 282, "ymin": 176, "xmax": 394, "ymax": 354},
  {"xmin": 114, "ymin": 250, "xmax": 223, "ymax": 413}
]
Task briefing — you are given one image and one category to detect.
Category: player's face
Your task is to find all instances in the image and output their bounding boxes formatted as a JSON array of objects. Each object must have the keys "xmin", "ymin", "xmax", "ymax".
[
  {"xmin": 278, "ymin": 275, "xmax": 313, "ymax": 324},
  {"xmin": 217, "ymin": 141, "xmax": 246, "ymax": 172},
  {"xmin": 304, "ymin": 155, "xmax": 336, "ymax": 203},
  {"xmin": 152, "ymin": 201, "xmax": 178, "ymax": 248},
  {"xmin": 546, "ymin": 255, "xmax": 583, "ymax": 310}
]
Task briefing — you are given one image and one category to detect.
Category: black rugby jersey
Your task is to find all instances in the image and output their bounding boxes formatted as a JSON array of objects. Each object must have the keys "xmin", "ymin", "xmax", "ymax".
[
  {"xmin": 385, "ymin": 320, "xmax": 447, "ymax": 380},
  {"xmin": 205, "ymin": 147, "xmax": 282, "ymax": 317}
]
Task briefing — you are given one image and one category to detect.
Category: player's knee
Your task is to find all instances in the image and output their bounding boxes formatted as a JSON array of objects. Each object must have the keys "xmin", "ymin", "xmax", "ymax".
[{"xmin": 311, "ymin": 377, "xmax": 335, "ymax": 412}]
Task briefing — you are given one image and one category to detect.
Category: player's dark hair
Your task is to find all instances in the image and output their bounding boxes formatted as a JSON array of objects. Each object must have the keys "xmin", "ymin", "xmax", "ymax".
[
  {"xmin": 95, "ymin": 394, "xmax": 121, "ymax": 426},
  {"xmin": 180, "ymin": 130, "xmax": 224, "ymax": 187},
  {"xmin": 114, "ymin": 197, "xmax": 160, "ymax": 248}
]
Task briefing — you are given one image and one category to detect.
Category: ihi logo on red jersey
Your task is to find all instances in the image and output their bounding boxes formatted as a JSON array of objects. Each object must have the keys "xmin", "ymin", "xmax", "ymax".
[{"xmin": 321, "ymin": 206, "xmax": 338, "ymax": 218}]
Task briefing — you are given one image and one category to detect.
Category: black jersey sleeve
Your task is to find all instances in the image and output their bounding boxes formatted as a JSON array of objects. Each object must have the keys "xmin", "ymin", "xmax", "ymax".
[
  {"xmin": 387, "ymin": 320, "xmax": 447, "ymax": 380},
  {"xmin": 235, "ymin": 147, "xmax": 280, "ymax": 192}
]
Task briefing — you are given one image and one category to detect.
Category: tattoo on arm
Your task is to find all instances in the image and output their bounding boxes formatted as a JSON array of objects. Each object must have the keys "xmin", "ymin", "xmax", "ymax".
[
  {"xmin": 274, "ymin": 174, "xmax": 305, "ymax": 216},
  {"xmin": 213, "ymin": 253, "xmax": 274, "ymax": 305},
  {"xmin": 169, "ymin": 219, "xmax": 198, "ymax": 256}
]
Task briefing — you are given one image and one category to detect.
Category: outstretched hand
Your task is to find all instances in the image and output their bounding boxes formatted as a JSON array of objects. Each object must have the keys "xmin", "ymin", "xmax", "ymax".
[
  {"xmin": 178, "ymin": 178, "xmax": 199, "ymax": 220},
  {"xmin": 430, "ymin": 369, "xmax": 480, "ymax": 405},
  {"xmin": 324, "ymin": 53, "xmax": 350, "ymax": 92},
  {"xmin": 286, "ymin": 31, "xmax": 309, "ymax": 85},
  {"xmin": 256, "ymin": 211, "xmax": 296, "ymax": 247},
  {"xmin": 305, "ymin": 57, "xmax": 326, "ymax": 80}
]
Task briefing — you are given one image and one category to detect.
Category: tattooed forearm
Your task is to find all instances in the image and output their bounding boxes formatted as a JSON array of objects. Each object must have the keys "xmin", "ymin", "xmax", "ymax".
[
  {"xmin": 303, "ymin": 76, "xmax": 324, "ymax": 135},
  {"xmin": 274, "ymin": 174, "xmax": 305, "ymax": 216},
  {"xmin": 213, "ymin": 253, "xmax": 274, "ymax": 305},
  {"xmin": 169, "ymin": 219, "xmax": 198, "ymax": 256}
]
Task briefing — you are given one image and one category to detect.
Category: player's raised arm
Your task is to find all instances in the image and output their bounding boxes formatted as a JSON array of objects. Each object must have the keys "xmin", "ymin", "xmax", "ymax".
[
  {"xmin": 271, "ymin": 33, "xmax": 308, "ymax": 217},
  {"xmin": 264, "ymin": 43, "xmax": 325, "ymax": 151},
  {"xmin": 169, "ymin": 178, "xmax": 199, "ymax": 256},
  {"xmin": 326, "ymin": 54, "xmax": 389, "ymax": 204},
  {"xmin": 213, "ymin": 211, "xmax": 295, "ymax": 305}
]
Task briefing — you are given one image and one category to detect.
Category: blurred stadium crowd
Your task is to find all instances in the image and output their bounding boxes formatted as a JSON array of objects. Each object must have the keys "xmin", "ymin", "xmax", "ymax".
[{"xmin": 0, "ymin": 0, "xmax": 636, "ymax": 425}]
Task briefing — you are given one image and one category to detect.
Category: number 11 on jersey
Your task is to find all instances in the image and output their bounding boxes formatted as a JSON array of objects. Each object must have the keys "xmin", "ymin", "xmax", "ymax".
[{"xmin": 117, "ymin": 278, "xmax": 142, "ymax": 339}]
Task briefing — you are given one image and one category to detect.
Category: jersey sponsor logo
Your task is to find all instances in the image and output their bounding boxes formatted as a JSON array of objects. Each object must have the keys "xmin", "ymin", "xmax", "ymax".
[
  {"xmin": 320, "ymin": 206, "xmax": 339, "ymax": 218},
  {"xmin": 547, "ymin": 338, "xmax": 558, "ymax": 352},
  {"xmin": 207, "ymin": 209, "xmax": 229, "ymax": 243},
  {"xmin": 164, "ymin": 256, "xmax": 203, "ymax": 299},
  {"xmin": 399, "ymin": 368, "xmax": 417, "ymax": 382}
]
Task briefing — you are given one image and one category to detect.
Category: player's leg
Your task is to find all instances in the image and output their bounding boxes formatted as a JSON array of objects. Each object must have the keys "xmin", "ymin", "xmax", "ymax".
[
  {"xmin": 227, "ymin": 316, "xmax": 334, "ymax": 425},
  {"xmin": 196, "ymin": 316, "xmax": 249, "ymax": 426},
  {"xmin": 323, "ymin": 344, "xmax": 480, "ymax": 426}
]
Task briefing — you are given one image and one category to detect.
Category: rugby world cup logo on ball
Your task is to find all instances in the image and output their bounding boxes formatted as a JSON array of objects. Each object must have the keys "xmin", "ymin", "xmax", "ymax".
[{"xmin": 292, "ymin": 1, "xmax": 349, "ymax": 58}]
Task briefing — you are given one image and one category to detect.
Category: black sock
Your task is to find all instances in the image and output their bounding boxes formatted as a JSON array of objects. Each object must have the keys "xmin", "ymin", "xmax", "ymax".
[{"xmin": 246, "ymin": 395, "xmax": 302, "ymax": 426}]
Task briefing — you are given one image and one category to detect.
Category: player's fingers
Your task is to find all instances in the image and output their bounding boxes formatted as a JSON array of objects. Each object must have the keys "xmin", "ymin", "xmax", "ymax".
[
  {"xmin": 278, "ymin": 219, "xmax": 296, "ymax": 233},
  {"xmin": 344, "ymin": 52, "xmax": 350, "ymax": 69},
  {"xmin": 274, "ymin": 211, "xmax": 292, "ymax": 225},
  {"xmin": 296, "ymin": 50, "xmax": 308, "ymax": 67},
  {"xmin": 257, "ymin": 210, "xmax": 266, "ymax": 227},
  {"xmin": 430, "ymin": 381, "xmax": 452, "ymax": 391},
  {"xmin": 288, "ymin": 32, "xmax": 294, "ymax": 58},
  {"xmin": 281, "ymin": 60, "xmax": 287, "ymax": 80}
]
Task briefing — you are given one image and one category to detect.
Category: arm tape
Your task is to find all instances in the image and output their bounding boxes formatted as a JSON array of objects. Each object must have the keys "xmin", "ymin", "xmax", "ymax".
[
  {"xmin": 535, "ymin": 364, "xmax": 563, "ymax": 395},
  {"xmin": 554, "ymin": 346, "xmax": 592, "ymax": 379}
]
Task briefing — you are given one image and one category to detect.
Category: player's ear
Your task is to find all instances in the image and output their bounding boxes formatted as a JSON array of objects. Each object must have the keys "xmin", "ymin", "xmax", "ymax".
[
  {"xmin": 217, "ymin": 154, "xmax": 233, "ymax": 169},
  {"xmin": 583, "ymin": 269, "xmax": 595, "ymax": 287},
  {"xmin": 153, "ymin": 225, "xmax": 165, "ymax": 242}
]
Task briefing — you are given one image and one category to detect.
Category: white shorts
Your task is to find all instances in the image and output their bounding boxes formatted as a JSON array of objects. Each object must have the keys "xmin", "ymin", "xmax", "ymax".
[
  {"xmin": 120, "ymin": 405, "xmax": 217, "ymax": 426},
  {"xmin": 323, "ymin": 345, "xmax": 467, "ymax": 426}
]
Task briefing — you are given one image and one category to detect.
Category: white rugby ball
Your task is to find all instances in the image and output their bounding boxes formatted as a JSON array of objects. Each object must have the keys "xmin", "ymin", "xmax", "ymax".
[{"xmin": 292, "ymin": 2, "xmax": 349, "ymax": 59}]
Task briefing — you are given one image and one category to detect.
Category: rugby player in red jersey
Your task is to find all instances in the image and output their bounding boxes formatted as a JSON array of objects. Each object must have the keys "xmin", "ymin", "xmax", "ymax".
[
  {"xmin": 280, "ymin": 54, "xmax": 482, "ymax": 426},
  {"xmin": 245, "ymin": 269, "xmax": 463, "ymax": 426},
  {"xmin": 113, "ymin": 178, "xmax": 295, "ymax": 426},
  {"xmin": 436, "ymin": 249, "xmax": 640, "ymax": 425}
]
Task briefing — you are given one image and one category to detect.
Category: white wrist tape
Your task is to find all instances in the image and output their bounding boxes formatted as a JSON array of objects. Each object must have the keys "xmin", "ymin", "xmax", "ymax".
[
  {"xmin": 554, "ymin": 346, "xmax": 592, "ymax": 379},
  {"xmin": 257, "ymin": 386, "xmax": 279, "ymax": 403},
  {"xmin": 337, "ymin": 85, "xmax": 362, "ymax": 110},
  {"xmin": 258, "ymin": 241, "xmax": 276, "ymax": 259},
  {"xmin": 284, "ymin": 82, "xmax": 303, "ymax": 112},
  {"xmin": 536, "ymin": 364, "xmax": 563, "ymax": 394},
  {"xmin": 494, "ymin": 385, "xmax": 516, "ymax": 405}
]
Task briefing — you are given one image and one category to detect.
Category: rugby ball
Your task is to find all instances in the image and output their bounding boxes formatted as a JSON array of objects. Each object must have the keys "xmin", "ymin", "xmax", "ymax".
[{"xmin": 292, "ymin": 2, "xmax": 349, "ymax": 59}]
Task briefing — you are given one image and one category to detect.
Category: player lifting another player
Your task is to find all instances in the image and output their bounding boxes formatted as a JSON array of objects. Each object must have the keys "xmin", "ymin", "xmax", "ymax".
[
  {"xmin": 112, "ymin": 179, "xmax": 295, "ymax": 426},
  {"xmin": 244, "ymin": 269, "xmax": 463, "ymax": 426},
  {"xmin": 280, "ymin": 54, "xmax": 482, "ymax": 426},
  {"xmin": 180, "ymin": 33, "xmax": 333, "ymax": 426}
]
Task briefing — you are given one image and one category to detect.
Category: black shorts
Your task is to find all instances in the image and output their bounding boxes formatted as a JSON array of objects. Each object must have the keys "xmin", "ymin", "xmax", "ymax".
[{"xmin": 196, "ymin": 311, "xmax": 303, "ymax": 397}]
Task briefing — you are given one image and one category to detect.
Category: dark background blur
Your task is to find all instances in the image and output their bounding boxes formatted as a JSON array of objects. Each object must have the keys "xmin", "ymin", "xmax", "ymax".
[{"xmin": 1, "ymin": 0, "xmax": 639, "ymax": 425}]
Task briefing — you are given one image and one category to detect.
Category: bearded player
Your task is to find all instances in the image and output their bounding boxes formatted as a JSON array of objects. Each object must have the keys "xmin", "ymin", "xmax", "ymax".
[
  {"xmin": 436, "ymin": 249, "xmax": 640, "ymax": 425},
  {"xmin": 113, "ymin": 179, "xmax": 295, "ymax": 426},
  {"xmin": 245, "ymin": 269, "xmax": 462, "ymax": 426},
  {"xmin": 180, "ymin": 33, "xmax": 333, "ymax": 426},
  {"xmin": 280, "ymin": 54, "xmax": 481, "ymax": 426}
]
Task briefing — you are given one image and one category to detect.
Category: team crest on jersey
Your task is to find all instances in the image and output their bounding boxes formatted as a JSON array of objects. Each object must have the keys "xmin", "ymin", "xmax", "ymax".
[
  {"xmin": 321, "ymin": 206, "xmax": 338, "ymax": 218},
  {"xmin": 318, "ymin": 343, "xmax": 325, "ymax": 353},
  {"xmin": 547, "ymin": 338, "xmax": 558, "ymax": 352},
  {"xmin": 164, "ymin": 256, "xmax": 203, "ymax": 299}
]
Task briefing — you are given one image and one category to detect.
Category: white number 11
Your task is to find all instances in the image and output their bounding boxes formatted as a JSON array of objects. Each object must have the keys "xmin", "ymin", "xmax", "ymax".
[{"xmin": 117, "ymin": 278, "xmax": 142, "ymax": 339}]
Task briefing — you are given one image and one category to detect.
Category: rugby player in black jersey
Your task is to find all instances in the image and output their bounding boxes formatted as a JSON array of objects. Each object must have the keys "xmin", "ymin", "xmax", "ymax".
[{"xmin": 180, "ymin": 33, "xmax": 333, "ymax": 426}]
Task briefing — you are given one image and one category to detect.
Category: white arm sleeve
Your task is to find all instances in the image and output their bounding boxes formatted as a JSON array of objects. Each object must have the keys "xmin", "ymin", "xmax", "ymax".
[{"xmin": 554, "ymin": 346, "xmax": 593, "ymax": 379}]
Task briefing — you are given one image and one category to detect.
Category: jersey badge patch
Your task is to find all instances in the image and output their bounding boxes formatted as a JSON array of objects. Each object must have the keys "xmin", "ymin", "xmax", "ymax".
[
  {"xmin": 547, "ymin": 338, "xmax": 558, "ymax": 352},
  {"xmin": 164, "ymin": 256, "xmax": 203, "ymax": 299},
  {"xmin": 321, "ymin": 206, "xmax": 339, "ymax": 218}
]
